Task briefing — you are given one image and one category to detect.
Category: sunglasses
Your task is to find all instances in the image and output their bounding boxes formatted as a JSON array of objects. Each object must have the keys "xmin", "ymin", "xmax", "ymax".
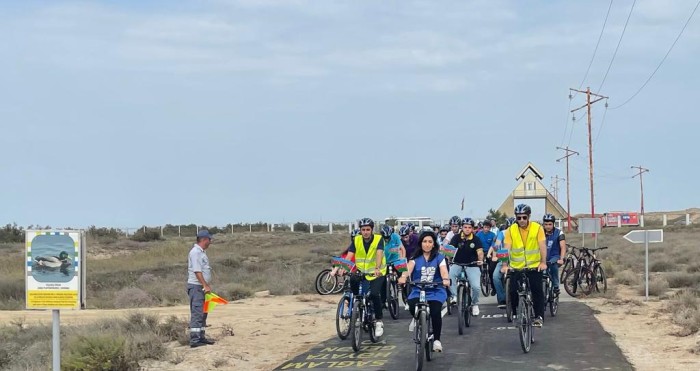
[{"xmin": 516, "ymin": 216, "xmax": 529, "ymax": 220}]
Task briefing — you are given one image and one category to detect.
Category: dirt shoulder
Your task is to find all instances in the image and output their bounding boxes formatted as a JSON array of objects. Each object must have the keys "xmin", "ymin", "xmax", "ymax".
[
  {"xmin": 0, "ymin": 294, "xmax": 339, "ymax": 371},
  {"xmin": 582, "ymin": 285, "xmax": 700, "ymax": 370}
]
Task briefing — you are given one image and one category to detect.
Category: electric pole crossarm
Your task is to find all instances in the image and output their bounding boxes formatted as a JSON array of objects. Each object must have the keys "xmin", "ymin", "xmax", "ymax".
[
  {"xmin": 571, "ymin": 96, "xmax": 607, "ymax": 113},
  {"xmin": 569, "ymin": 88, "xmax": 608, "ymax": 98}
]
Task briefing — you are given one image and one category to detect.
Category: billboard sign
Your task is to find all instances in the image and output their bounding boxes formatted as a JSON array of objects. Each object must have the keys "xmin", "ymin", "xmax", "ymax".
[
  {"xmin": 604, "ymin": 212, "xmax": 640, "ymax": 227},
  {"xmin": 25, "ymin": 230, "xmax": 85, "ymax": 310}
]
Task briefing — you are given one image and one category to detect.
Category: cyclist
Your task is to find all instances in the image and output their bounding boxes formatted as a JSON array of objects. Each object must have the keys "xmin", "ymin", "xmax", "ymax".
[
  {"xmin": 441, "ymin": 216, "xmax": 461, "ymax": 246},
  {"xmin": 380, "ymin": 224, "xmax": 406, "ymax": 307},
  {"xmin": 399, "ymin": 224, "xmax": 420, "ymax": 310},
  {"xmin": 476, "ymin": 220, "xmax": 497, "ymax": 296},
  {"xmin": 500, "ymin": 204, "xmax": 547, "ymax": 327},
  {"xmin": 542, "ymin": 214, "xmax": 566, "ymax": 296},
  {"xmin": 345, "ymin": 218, "xmax": 387, "ymax": 338},
  {"xmin": 398, "ymin": 230, "xmax": 450, "ymax": 352},
  {"xmin": 491, "ymin": 219, "xmax": 513, "ymax": 308},
  {"xmin": 447, "ymin": 217, "xmax": 484, "ymax": 316},
  {"xmin": 431, "ymin": 224, "xmax": 441, "ymax": 234},
  {"xmin": 437, "ymin": 224, "xmax": 450, "ymax": 246}
]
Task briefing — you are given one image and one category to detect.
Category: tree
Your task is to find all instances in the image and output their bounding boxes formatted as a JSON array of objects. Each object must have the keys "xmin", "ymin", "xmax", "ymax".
[{"xmin": 486, "ymin": 209, "xmax": 507, "ymax": 225}]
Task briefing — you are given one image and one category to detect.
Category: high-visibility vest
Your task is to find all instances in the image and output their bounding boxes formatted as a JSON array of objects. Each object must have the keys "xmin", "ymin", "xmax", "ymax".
[
  {"xmin": 354, "ymin": 234, "xmax": 387, "ymax": 281},
  {"xmin": 508, "ymin": 222, "xmax": 542, "ymax": 269}
]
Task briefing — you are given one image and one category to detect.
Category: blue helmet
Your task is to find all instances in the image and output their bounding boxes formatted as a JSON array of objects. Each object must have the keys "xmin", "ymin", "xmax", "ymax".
[
  {"xmin": 449, "ymin": 216, "xmax": 461, "ymax": 226},
  {"xmin": 399, "ymin": 225, "xmax": 411, "ymax": 237},
  {"xmin": 350, "ymin": 228, "xmax": 360, "ymax": 239},
  {"xmin": 380, "ymin": 225, "xmax": 394, "ymax": 238},
  {"xmin": 461, "ymin": 217, "xmax": 475, "ymax": 227},
  {"xmin": 358, "ymin": 217, "xmax": 375, "ymax": 228},
  {"xmin": 543, "ymin": 213, "xmax": 556, "ymax": 223},
  {"xmin": 514, "ymin": 204, "xmax": 532, "ymax": 215}
]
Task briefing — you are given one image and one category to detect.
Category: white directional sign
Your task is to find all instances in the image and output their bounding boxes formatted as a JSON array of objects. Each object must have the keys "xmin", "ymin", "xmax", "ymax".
[{"xmin": 623, "ymin": 229, "xmax": 663, "ymax": 244}]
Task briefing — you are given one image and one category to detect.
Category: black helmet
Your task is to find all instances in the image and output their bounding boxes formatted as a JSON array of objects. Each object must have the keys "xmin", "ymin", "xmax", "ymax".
[
  {"xmin": 380, "ymin": 225, "xmax": 393, "ymax": 238},
  {"xmin": 399, "ymin": 225, "xmax": 411, "ymax": 236},
  {"xmin": 358, "ymin": 218, "xmax": 375, "ymax": 228},
  {"xmin": 439, "ymin": 224, "xmax": 450, "ymax": 232},
  {"xmin": 543, "ymin": 213, "xmax": 556, "ymax": 223},
  {"xmin": 449, "ymin": 216, "xmax": 461, "ymax": 226},
  {"xmin": 350, "ymin": 228, "xmax": 360, "ymax": 238},
  {"xmin": 461, "ymin": 217, "xmax": 475, "ymax": 227},
  {"xmin": 477, "ymin": 221, "xmax": 484, "ymax": 229},
  {"xmin": 407, "ymin": 223, "xmax": 416, "ymax": 231},
  {"xmin": 514, "ymin": 204, "xmax": 532, "ymax": 215}
]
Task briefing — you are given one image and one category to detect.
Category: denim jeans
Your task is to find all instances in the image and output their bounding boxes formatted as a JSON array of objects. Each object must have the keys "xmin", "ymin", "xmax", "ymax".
[
  {"xmin": 492, "ymin": 261, "xmax": 505, "ymax": 303},
  {"xmin": 548, "ymin": 258, "xmax": 561, "ymax": 291},
  {"xmin": 449, "ymin": 265, "xmax": 481, "ymax": 305}
]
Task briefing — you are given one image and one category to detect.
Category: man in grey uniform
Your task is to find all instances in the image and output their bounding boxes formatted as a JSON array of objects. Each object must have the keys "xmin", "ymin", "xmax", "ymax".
[{"xmin": 188, "ymin": 229, "xmax": 214, "ymax": 347}]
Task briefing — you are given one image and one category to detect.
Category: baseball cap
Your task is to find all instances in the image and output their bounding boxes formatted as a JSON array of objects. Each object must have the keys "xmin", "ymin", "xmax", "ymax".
[{"xmin": 196, "ymin": 229, "xmax": 213, "ymax": 240}]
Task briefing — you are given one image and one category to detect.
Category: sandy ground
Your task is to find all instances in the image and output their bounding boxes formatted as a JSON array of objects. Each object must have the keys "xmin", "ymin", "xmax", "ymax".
[
  {"xmin": 582, "ymin": 285, "xmax": 700, "ymax": 371},
  {"xmin": 3, "ymin": 287, "xmax": 699, "ymax": 370},
  {"xmin": 0, "ymin": 293, "xmax": 339, "ymax": 371}
]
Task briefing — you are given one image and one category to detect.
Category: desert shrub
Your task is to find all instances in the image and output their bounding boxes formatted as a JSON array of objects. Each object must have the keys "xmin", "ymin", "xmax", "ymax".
[
  {"xmin": 650, "ymin": 260, "xmax": 676, "ymax": 272},
  {"xmin": 130, "ymin": 229, "xmax": 162, "ymax": 242},
  {"xmin": 158, "ymin": 316, "xmax": 189, "ymax": 345},
  {"xmin": 638, "ymin": 277, "xmax": 669, "ymax": 296},
  {"xmin": 615, "ymin": 270, "xmax": 639, "ymax": 286},
  {"xmin": 666, "ymin": 273, "xmax": 700, "ymax": 289},
  {"xmin": 0, "ymin": 223, "xmax": 24, "ymax": 243},
  {"xmin": 0, "ymin": 278, "xmax": 24, "ymax": 309},
  {"xmin": 293, "ymin": 222, "xmax": 310, "ymax": 233},
  {"xmin": 687, "ymin": 264, "xmax": 700, "ymax": 273},
  {"xmin": 114, "ymin": 287, "xmax": 156, "ymax": 308},
  {"xmin": 137, "ymin": 272, "xmax": 157, "ymax": 285},
  {"xmin": 218, "ymin": 256, "xmax": 241, "ymax": 269},
  {"xmin": 602, "ymin": 260, "xmax": 616, "ymax": 278},
  {"xmin": 218, "ymin": 282, "xmax": 254, "ymax": 301},
  {"xmin": 668, "ymin": 290, "xmax": 700, "ymax": 336},
  {"xmin": 63, "ymin": 334, "xmax": 135, "ymax": 371}
]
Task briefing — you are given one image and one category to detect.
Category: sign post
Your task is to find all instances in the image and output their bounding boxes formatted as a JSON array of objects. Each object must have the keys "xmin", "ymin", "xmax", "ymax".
[
  {"xmin": 623, "ymin": 229, "xmax": 663, "ymax": 301},
  {"xmin": 25, "ymin": 230, "xmax": 86, "ymax": 371}
]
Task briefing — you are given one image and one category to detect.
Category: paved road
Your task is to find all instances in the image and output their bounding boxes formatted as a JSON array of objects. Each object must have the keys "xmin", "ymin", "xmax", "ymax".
[{"xmin": 275, "ymin": 293, "xmax": 632, "ymax": 371}]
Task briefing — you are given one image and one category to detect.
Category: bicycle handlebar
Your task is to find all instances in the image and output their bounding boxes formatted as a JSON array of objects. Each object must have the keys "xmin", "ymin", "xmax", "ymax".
[
  {"xmin": 453, "ymin": 261, "xmax": 482, "ymax": 267},
  {"xmin": 408, "ymin": 281, "xmax": 443, "ymax": 289}
]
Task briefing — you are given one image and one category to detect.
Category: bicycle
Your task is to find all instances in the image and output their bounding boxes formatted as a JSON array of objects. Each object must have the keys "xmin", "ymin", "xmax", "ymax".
[
  {"xmin": 348, "ymin": 271, "xmax": 381, "ymax": 352},
  {"xmin": 513, "ymin": 268, "xmax": 538, "ymax": 353},
  {"xmin": 562, "ymin": 246, "xmax": 607, "ymax": 297},
  {"xmin": 504, "ymin": 268, "xmax": 513, "ymax": 323},
  {"xmin": 386, "ymin": 263, "xmax": 400, "ymax": 320},
  {"xmin": 451, "ymin": 261, "xmax": 480, "ymax": 335},
  {"xmin": 335, "ymin": 280, "xmax": 353, "ymax": 340},
  {"xmin": 409, "ymin": 281, "xmax": 441, "ymax": 371},
  {"xmin": 587, "ymin": 247, "xmax": 608, "ymax": 294},
  {"xmin": 560, "ymin": 244, "xmax": 581, "ymax": 282},
  {"xmin": 480, "ymin": 259, "xmax": 492, "ymax": 297},
  {"xmin": 315, "ymin": 268, "xmax": 338, "ymax": 295},
  {"xmin": 542, "ymin": 263, "xmax": 558, "ymax": 317}
]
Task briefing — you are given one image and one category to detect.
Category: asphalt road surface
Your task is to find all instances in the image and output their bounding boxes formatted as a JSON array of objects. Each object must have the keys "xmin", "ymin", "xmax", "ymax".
[{"xmin": 275, "ymin": 292, "xmax": 632, "ymax": 371}]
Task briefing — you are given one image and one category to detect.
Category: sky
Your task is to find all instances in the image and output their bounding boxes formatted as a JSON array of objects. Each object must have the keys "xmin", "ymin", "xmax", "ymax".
[{"xmin": 1, "ymin": 0, "xmax": 699, "ymax": 228}]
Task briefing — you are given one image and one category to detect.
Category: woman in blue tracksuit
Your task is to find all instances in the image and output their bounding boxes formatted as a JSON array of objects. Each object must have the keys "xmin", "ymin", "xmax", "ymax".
[{"xmin": 398, "ymin": 230, "xmax": 450, "ymax": 353}]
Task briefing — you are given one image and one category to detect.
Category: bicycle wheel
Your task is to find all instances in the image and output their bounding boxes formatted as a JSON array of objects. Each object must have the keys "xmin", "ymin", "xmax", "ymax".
[
  {"xmin": 350, "ymin": 301, "xmax": 362, "ymax": 352},
  {"xmin": 505, "ymin": 275, "xmax": 513, "ymax": 323},
  {"xmin": 518, "ymin": 300, "xmax": 532, "ymax": 353},
  {"xmin": 465, "ymin": 287, "xmax": 472, "ymax": 328},
  {"xmin": 315, "ymin": 269, "xmax": 337, "ymax": 295},
  {"xmin": 388, "ymin": 279, "xmax": 399, "ymax": 320},
  {"xmin": 457, "ymin": 285, "xmax": 465, "ymax": 335},
  {"xmin": 560, "ymin": 259, "xmax": 572, "ymax": 281},
  {"xmin": 415, "ymin": 311, "xmax": 426, "ymax": 371},
  {"xmin": 335, "ymin": 296, "xmax": 351, "ymax": 340},
  {"xmin": 563, "ymin": 269, "xmax": 580, "ymax": 297},
  {"xmin": 332, "ymin": 275, "xmax": 346, "ymax": 294},
  {"xmin": 550, "ymin": 291, "xmax": 559, "ymax": 317},
  {"xmin": 480, "ymin": 270, "xmax": 490, "ymax": 296},
  {"xmin": 580, "ymin": 269, "xmax": 595, "ymax": 295},
  {"xmin": 594, "ymin": 265, "xmax": 607, "ymax": 294},
  {"xmin": 425, "ymin": 314, "xmax": 433, "ymax": 361}
]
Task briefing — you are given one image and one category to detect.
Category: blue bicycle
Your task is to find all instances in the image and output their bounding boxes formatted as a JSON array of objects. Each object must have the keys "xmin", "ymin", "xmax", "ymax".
[
  {"xmin": 349, "ymin": 271, "xmax": 380, "ymax": 352},
  {"xmin": 335, "ymin": 279, "xmax": 353, "ymax": 340}
]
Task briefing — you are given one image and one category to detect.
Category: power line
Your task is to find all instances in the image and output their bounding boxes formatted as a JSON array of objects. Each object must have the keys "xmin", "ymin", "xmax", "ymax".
[
  {"xmin": 575, "ymin": 0, "xmax": 615, "ymax": 96},
  {"xmin": 611, "ymin": 0, "xmax": 700, "ymax": 109},
  {"xmin": 593, "ymin": 99, "xmax": 609, "ymax": 144},
  {"xmin": 560, "ymin": 93, "xmax": 573, "ymax": 147},
  {"xmin": 597, "ymin": 0, "xmax": 637, "ymax": 92}
]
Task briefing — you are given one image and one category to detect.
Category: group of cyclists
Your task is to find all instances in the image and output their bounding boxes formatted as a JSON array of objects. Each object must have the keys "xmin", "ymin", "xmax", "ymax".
[{"xmin": 331, "ymin": 203, "xmax": 568, "ymax": 353}]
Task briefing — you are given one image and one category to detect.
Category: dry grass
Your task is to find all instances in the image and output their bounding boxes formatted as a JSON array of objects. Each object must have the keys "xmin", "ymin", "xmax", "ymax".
[
  {"xmin": 637, "ymin": 276, "xmax": 670, "ymax": 297},
  {"xmin": 0, "ymin": 232, "xmax": 348, "ymax": 309},
  {"xmin": 614, "ymin": 270, "xmax": 640, "ymax": 286},
  {"xmin": 665, "ymin": 272, "xmax": 700, "ymax": 289},
  {"xmin": 668, "ymin": 290, "xmax": 700, "ymax": 336}
]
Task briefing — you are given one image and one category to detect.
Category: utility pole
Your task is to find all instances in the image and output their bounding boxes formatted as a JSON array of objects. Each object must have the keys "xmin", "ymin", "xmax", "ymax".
[
  {"xmin": 557, "ymin": 147, "xmax": 579, "ymax": 233},
  {"xmin": 631, "ymin": 165, "xmax": 650, "ymax": 225},
  {"xmin": 570, "ymin": 87, "xmax": 608, "ymax": 219},
  {"xmin": 550, "ymin": 175, "xmax": 564, "ymax": 201}
]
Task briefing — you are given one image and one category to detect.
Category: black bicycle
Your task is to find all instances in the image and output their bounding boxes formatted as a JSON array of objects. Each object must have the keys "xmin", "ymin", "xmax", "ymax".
[
  {"xmin": 513, "ymin": 268, "xmax": 538, "ymax": 353},
  {"xmin": 386, "ymin": 264, "xmax": 400, "ymax": 320},
  {"xmin": 503, "ymin": 268, "xmax": 513, "ymax": 323},
  {"xmin": 349, "ymin": 271, "xmax": 380, "ymax": 352},
  {"xmin": 560, "ymin": 244, "xmax": 581, "ymax": 281},
  {"xmin": 451, "ymin": 261, "xmax": 480, "ymax": 335},
  {"xmin": 542, "ymin": 263, "xmax": 559, "ymax": 317},
  {"xmin": 588, "ymin": 247, "xmax": 608, "ymax": 294},
  {"xmin": 335, "ymin": 280, "xmax": 353, "ymax": 340},
  {"xmin": 409, "ymin": 281, "xmax": 441, "ymax": 371},
  {"xmin": 563, "ymin": 246, "xmax": 608, "ymax": 297},
  {"xmin": 480, "ymin": 259, "xmax": 492, "ymax": 297}
]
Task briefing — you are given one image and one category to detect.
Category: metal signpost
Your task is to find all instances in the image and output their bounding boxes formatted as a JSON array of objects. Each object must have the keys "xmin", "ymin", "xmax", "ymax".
[
  {"xmin": 623, "ymin": 229, "xmax": 663, "ymax": 301},
  {"xmin": 577, "ymin": 217, "xmax": 601, "ymax": 247},
  {"xmin": 25, "ymin": 230, "xmax": 86, "ymax": 371}
]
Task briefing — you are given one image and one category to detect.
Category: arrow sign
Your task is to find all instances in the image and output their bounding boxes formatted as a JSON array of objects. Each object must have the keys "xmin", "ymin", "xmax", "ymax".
[{"xmin": 623, "ymin": 229, "xmax": 663, "ymax": 244}]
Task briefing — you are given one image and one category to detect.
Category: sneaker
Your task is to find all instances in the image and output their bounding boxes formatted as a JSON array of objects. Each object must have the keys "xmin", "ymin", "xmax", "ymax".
[
  {"xmin": 472, "ymin": 305, "xmax": 480, "ymax": 316},
  {"xmin": 450, "ymin": 297, "xmax": 457, "ymax": 305},
  {"xmin": 190, "ymin": 342, "xmax": 207, "ymax": 348},
  {"xmin": 490, "ymin": 289, "xmax": 496, "ymax": 297},
  {"xmin": 408, "ymin": 318, "xmax": 415, "ymax": 332},
  {"xmin": 404, "ymin": 303, "xmax": 410, "ymax": 311},
  {"xmin": 199, "ymin": 338, "xmax": 216, "ymax": 345},
  {"xmin": 374, "ymin": 321, "xmax": 384, "ymax": 337},
  {"xmin": 497, "ymin": 302, "xmax": 506, "ymax": 309},
  {"xmin": 533, "ymin": 316, "xmax": 543, "ymax": 328},
  {"xmin": 433, "ymin": 340, "xmax": 443, "ymax": 352}
]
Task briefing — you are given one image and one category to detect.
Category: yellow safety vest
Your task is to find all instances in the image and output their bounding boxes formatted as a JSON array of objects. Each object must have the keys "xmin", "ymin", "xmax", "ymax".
[
  {"xmin": 508, "ymin": 222, "xmax": 542, "ymax": 269},
  {"xmin": 354, "ymin": 234, "xmax": 387, "ymax": 281}
]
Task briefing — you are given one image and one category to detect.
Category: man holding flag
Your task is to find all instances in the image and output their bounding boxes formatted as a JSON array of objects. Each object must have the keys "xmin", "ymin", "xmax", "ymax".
[{"xmin": 187, "ymin": 229, "xmax": 217, "ymax": 348}]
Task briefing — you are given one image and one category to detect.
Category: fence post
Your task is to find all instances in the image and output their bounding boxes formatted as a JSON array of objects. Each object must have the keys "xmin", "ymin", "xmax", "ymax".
[
  {"xmin": 196, "ymin": 225, "xmax": 199, "ymax": 234},
  {"xmin": 271, "ymin": 224, "xmax": 275, "ymax": 232},
  {"xmin": 663, "ymin": 215, "xmax": 667, "ymax": 227},
  {"xmin": 687, "ymin": 213, "xmax": 691, "ymax": 225},
  {"xmin": 617, "ymin": 215, "xmax": 621, "ymax": 228},
  {"xmin": 348, "ymin": 224, "xmax": 351, "ymax": 233},
  {"xmin": 178, "ymin": 225, "xmax": 181, "ymax": 237},
  {"xmin": 310, "ymin": 223, "xmax": 314, "ymax": 234},
  {"xmin": 640, "ymin": 215, "xmax": 645, "ymax": 228},
  {"xmin": 143, "ymin": 226, "xmax": 146, "ymax": 233},
  {"xmin": 160, "ymin": 226, "xmax": 163, "ymax": 238},
  {"xmin": 291, "ymin": 223, "xmax": 294, "ymax": 232},
  {"xmin": 329, "ymin": 223, "xmax": 333, "ymax": 234},
  {"xmin": 231, "ymin": 224, "xmax": 234, "ymax": 234}
]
